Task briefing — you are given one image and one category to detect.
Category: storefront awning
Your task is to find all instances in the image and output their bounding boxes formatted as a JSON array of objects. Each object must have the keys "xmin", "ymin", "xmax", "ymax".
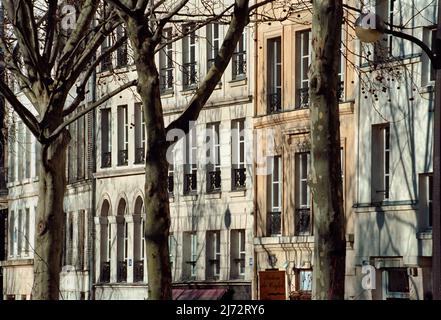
[{"xmin": 173, "ymin": 288, "xmax": 227, "ymax": 300}]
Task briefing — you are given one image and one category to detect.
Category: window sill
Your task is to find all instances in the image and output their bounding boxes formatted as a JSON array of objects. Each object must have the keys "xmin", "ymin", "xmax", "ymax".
[
  {"xmin": 229, "ymin": 77, "xmax": 247, "ymax": 87},
  {"xmin": 417, "ymin": 230, "xmax": 432, "ymax": 240},
  {"xmin": 181, "ymin": 86, "xmax": 198, "ymax": 95},
  {"xmin": 160, "ymin": 91, "xmax": 174, "ymax": 98},
  {"xmin": 230, "ymin": 189, "xmax": 246, "ymax": 197},
  {"xmin": 183, "ymin": 194, "xmax": 198, "ymax": 201},
  {"xmin": 205, "ymin": 192, "xmax": 222, "ymax": 199},
  {"xmin": 420, "ymin": 84, "xmax": 435, "ymax": 94}
]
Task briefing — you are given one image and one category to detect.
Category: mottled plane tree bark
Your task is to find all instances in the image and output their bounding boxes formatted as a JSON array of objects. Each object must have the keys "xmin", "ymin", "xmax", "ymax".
[
  {"xmin": 309, "ymin": 0, "xmax": 345, "ymax": 300},
  {"xmin": 0, "ymin": 0, "xmax": 134, "ymax": 299}
]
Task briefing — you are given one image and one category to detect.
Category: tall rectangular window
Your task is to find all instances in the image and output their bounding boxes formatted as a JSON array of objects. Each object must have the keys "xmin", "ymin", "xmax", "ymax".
[
  {"xmin": 17, "ymin": 209, "xmax": 23, "ymax": 255},
  {"xmin": 184, "ymin": 126, "xmax": 197, "ymax": 194},
  {"xmin": 230, "ymin": 229, "xmax": 246, "ymax": 278},
  {"xmin": 168, "ymin": 232, "xmax": 175, "ymax": 273},
  {"xmin": 296, "ymin": 30, "xmax": 311, "ymax": 109},
  {"xmin": 160, "ymin": 28, "xmax": 174, "ymax": 92},
  {"xmin": 77, "ymin": 113, "xmax": 85, "ymax": 179},
  {"xmin": 9, "ymin": 210, "xmax": 15, "ymax": 256},
  {"xmin": 375, "ymin": 0, "xmax": 394, "ymax": 61},
  {"xmin": 183, "ymin": 24, "xmax": 197, "ymax": 89},
  {"xmin": 101, "ymin": 109, "xmax": 112, "ymax": 168},
  {"xmin": 206, "ymin": 122, "xmax": 221, "ymax": 192},
  {"xmin": 423, "ymin": 27, "xmax": 437, "ymax": 85},
  {"xmin": 134, "ymin": 103, "xmax": 146, "ymax": 164},
  {"xmin": 206, "ymin": 230, "xmax": 221, "ymax": 279},
  {"xmin": 101, "ymin": 35, "xmax": 112, "ymax": 71},
  {"xmin": 372, "ymin": 124, "xmax": 391, "ymax": 202},
  {"xmin": 24, "ymin": 208, "xmax": 30, "ymax": 255},
  {"xmin": 267, "ymin": 37, "xmax": 282, "ymax": 113},
  {"xmin": 77, "ymin": 210, "xmax": 85, "ymax": 270},
  {"xmin": 295, "ymin": 153, "xmax": 311, "ymax": 235},
  {"xmin": 116, "ymin": 25, "xmax": 128, "ymax": 68},
  {"xmin": 117, "ymin": 105, "xmax": 129, "ymax": 166},
  {"xmin": 35, "ymin": 139, "xmax": 41, "ymax": 178},
  {"xmin": 207, "ymin": 23, "xmax": 220, "ymax": 70},
  {"xmin": 232, "ymin": 30, "xmax": 246, "ymax": 79},
  {"xmin": 17, "ymin": 122, "xmax": 24, "ymax": 181},
  {"xmin": 168, "ymin": 142, "xmax": 176, "ymax": 194},
  {"xmin": 419, "ymin": 173, "xmax": 433, "ymax": 229},
  {"xmin": 268, "ymin": 156, "xmax": 282, "ymax": 236},
  {"xmin": 232, "ymin": 119, "xmax": 246, "ymax": 190},
  {"xmin": 8, "ymin": 123, "xmax": 15, "ymax": 182},
  {"xmin": 25, "ymin": 129, "xmax": 31, "ymax": 179}
]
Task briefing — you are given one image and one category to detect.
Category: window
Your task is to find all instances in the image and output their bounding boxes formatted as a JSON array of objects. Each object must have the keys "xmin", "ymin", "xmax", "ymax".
[
  {"xmin": 124, "ymin": 221, "xmax": 129, "ymax": 263},
  {"xmin": 25, "ymin": 128, "xmax": 31, "ymax": 179},
  {"xmin": 107, "ymin": 223, "xmax": 112, "ymax": 263},
  {"xmin": 9, "ymin": 210, "xmax": 15, "ymax": 256},
  {"xmin": 296, "ymin": 30, "xmax": 311, "ymax": 109},
  {"xmin": 101, "ymin": 109, "xmax": 112, "ymax": 168},
  {"xmin": 295, "ymin": 152, "xmax": 311, "ymax": 235},
  {"xmin": 232, "ymin": 119, "xmax": 246, "ymax": 189},
  {"xmin": 423, "ymin": 27, "xmax": 437, "ymax": 85},
  {"xmin": 17, "ymin": 122, "xmax": 24, "ymax": 181},
  {"xmin": 64, "ymin": 212, "xmax": 73, "ymax": 265},
  {"xmin": 169, "ymin": 233, "xmax": 176, "ymax": 273},
  {"xmin": 116, "ymin": 25, "xmax": 128, "ymax": 68},
  {"xmin": 386, "ymin": 268, "xmax": 410, "ymax": 299},
  {"xmin": 117, "ymin": 105, "xmax": 129, "ymax": 166},
  {"xmin": 8, "ymin": 123, "xmax": 15, "ymax": 183},
  {"xmin": 134, "ymin": 103, "xmax": 145, "ymax": 164},
  {"xmin": 232, "ymin": 30, "xmax": 246, "ymax": 79},
  {"xmin": 24, "ymin": 208, "xmax": 30, "ymax": 255},
  {"xmin": 372, "ymin": 124, "xmax": 390, "ymax": 202},
  {"xmin": 168, "ymin": 142, "xmax": 176, "ymax": 194},
  {"xmin": 184, "ymin": 126, "xmax": 197, "ymax": 194},
  {"xmin": 101, "ymin": 35, "xmax": 112, "ymax": 71},
  {"xmin": 374, "ymin": 0, "xmax": 395, "ymax": 61},
  {"xmin": 338, "ymin": 29, "xmax": 345, "ymax": 102},
  {"xmin": 230, "ymin": 229, "xmax": 246, "ymax": 278},
  {"xmin": 183, "ymin": 232, "xmax": 198, "ymax": 279},
  {"xmin": 268, "ymin": 156, "xmax": 282, "ymax": 236},
  {"xmin": 183, "ymin": 24, "xmax": 197, "ymax": 89},
  {"xmin": 17, "ymin": 209, "xmax": 23, "ymax": 255},
  {"xmin": 206, "ymin": 123, "xmax": 221, "ymax": 192},
  {"xmin": 267, "ymin": 37, "xmax": 282, "ymax": 113},
  {"xmin": 298, "ymin": 269, "xmax": 312, "ymax": 292},
  {"xmin": 207, "ymin": 23, "xmax": 220, "ymax": 71},
  {"xmin": 77, "ymin": 113, "xmax": 85, "ymax": 179},
  {"xmin": 206, "ymin": 230, "xmax": 221, "ymax": 279},
  {"xmin": 419, "ymin": 173, "xmax": 433, "ymax": 229},
  {"xmin": 35, "ymin": 139, "xmax": 41, "ymax": 178},
  {"xmin": 77, "ymin": 210, "xmax": 85, "ymax": 269},
  {"xmin": 160, "ymin": 28, "xmax": 174, "ymax": 92}
]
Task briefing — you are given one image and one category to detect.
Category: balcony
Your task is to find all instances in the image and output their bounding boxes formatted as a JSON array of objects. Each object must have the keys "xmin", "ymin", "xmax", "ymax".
[
  {"xmin": 184, "ymin": 172, "xmax": 197, "ymax": 194},
  {"xmin": 101, "ymin": 152, "xmax": 112, "ymax": 168},
  {"xmin": 232, "ymin": 168, "xmax": 246, "ymax": 190},
  {"xmin": 134, "ymin": 260, "xmax": 144, "ymax": 282},
  {"xmin": 208, "ymin": 171, "xmax": 221, "ymax": 193},
  {"xmin": 267, "ymin": 211, "xmax": 281, "ymax": 236},
  {"xmin": 118, "ymin": 149, "xmax": 128, "ymax": 166},
  {"xmin": 183, "ymin": 62, "xmax": 197, "ymax": 89},
  {"xmin": 1, "ymin": 167, "xmax": 8, "ymax": 195},
  {"xmin": 232, "ymin": 52, "xmax": 247, "ymax": 80},
  {"xmin": 168, "ymin": 174, "xmax": 174, "ymax": 194},
  {"xmin": 135, "ymin": 147, "xmax": 145, "ymax": 164},
  {"xmin": 295, "ymin": 208, "xmax": 311, "ymax": 235},
  {"xmin": 100, "ymin": 261, "xmax": 110, "ymax": 283},
  {"xmin": 160, "ymin": 68, "xmax": 174, "ymax": 93},
  {"xmin": 296, "ymin": 87, "xmax": 309, "ymax": 109},
  {"xmin": 117, "ymin": 260, "xmax": 127, "ymax": 282},
  {"xmin": 267, "ymin": 92, "xmax": 282, "ymax": 114}
]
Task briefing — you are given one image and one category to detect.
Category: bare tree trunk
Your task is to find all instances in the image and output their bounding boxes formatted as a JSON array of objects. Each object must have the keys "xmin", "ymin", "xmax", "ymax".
[
  {"xmin": 309, "ymin": 0, "xmax": 346, "ymax": 300},
  {"xmin": 128, "ymin": 21, "xmax": 172, "ymax": 300},
  {"xmin": 32, "ymin": 125, "xmax": 70, "ymax": 300}
]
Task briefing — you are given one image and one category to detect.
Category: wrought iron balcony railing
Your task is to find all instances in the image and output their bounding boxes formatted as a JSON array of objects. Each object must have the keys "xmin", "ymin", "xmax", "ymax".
[
  {"xmin": 184, "ymin": 172, "xmax": 197, "ymax": 194},
  {"xmin": 118, "ymin": 260, "xmax": 127, "ymax": 282},
  {"xmin": 232, "ymin": 168, "xmax": 246, "ymax": 190},
  {"xmin": 100, "ymin": 261, "xmax": 110, "ymax": 283},
  {"xmin": 232, "ymin": 52, "xmax": 247, "ymax": 80},
  {"xmin": 118, "ymin": 149, "xmax": 128, "ymax": 166},
  {"xmin": 135, "ymin": 147, "xmax": 145, "ymax": 164},
  {"xmin": 208, "ymin": 170, "xmax": 221, "ymax": 192},
  {"xmin": 134, "ymin": 260, "xmax": 144, "ymax": 282},
  {"xmin": 183, "ymin": 62, "xmax": 198, "ymax": 89},
  {"xmin": 295, "ymin": 208, "xmax": 311, "ymax": 235},
  {"xmin": 101, "ymin": 151, "xmax": 112, "ymax": 168},
  {"xmin": 267, "ymin": 92, "xmax": 282, "ymax": 114},
  {"xmin": 267, "ymin": 211, "xmax": 282, "ymax": 236},
  {"xmin": 296, "ymin": 87, "xmax": 309, "ymax": 109},
  {"xmin": 168, "ymin": 174, "xmax": 174, "ymax": 194}
]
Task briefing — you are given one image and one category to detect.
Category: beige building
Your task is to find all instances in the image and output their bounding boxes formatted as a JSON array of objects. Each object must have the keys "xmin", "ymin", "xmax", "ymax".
[{"xmin": 252, "ymin": 7, "xmax": 358, "ymax": 300}]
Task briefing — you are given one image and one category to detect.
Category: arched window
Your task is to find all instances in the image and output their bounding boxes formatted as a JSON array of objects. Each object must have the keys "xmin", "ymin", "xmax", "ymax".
[
  {"xmin": 100, "ymin": 200, "xmax": 110, "ymax": 283},
  {"xmin": 134, "ymin": 196, "xmax": 144, "ymax": 282},
  {"xmin": 117, "ymin": 198, "xmax": 127, "ymax": 282}
]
